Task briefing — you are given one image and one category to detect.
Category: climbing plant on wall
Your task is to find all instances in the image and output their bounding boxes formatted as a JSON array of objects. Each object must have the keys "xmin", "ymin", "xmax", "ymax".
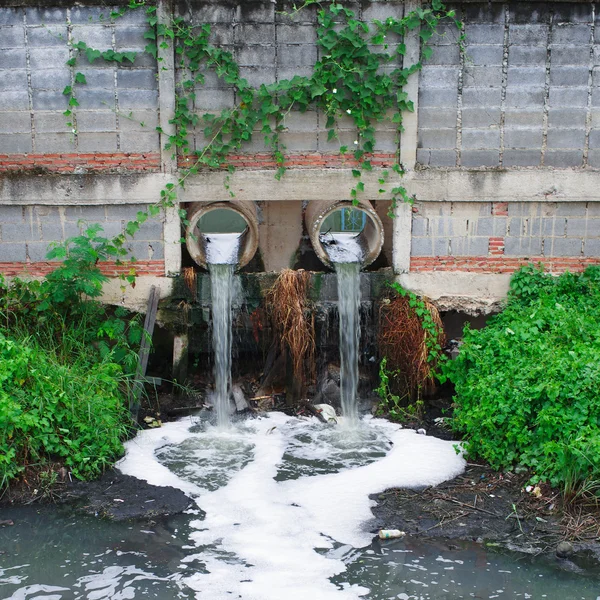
[{"xmin": 58, "ymin": 0, "xmax": 462, "ymax": 276}]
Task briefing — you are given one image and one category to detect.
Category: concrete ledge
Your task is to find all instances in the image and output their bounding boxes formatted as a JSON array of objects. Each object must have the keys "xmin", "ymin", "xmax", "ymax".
[
  {"xmin": 3, "ymin": 169, "xmax": 600, "ymax": 206},
  {"xmin": 398, "ymin": 271, "xmax": 512, "ymax": 315}
]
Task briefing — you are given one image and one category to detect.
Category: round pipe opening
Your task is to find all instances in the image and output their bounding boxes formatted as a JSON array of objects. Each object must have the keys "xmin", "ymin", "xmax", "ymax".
[
  {"xmin": 305, "ymin": 199, "xmax": 384, "ymax": 269},
  {"xmin": 186, "ymin": 201, "xmax": 259, "ymax": 269}
]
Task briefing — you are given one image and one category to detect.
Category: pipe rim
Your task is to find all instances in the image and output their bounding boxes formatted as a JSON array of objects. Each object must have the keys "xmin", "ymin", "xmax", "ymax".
[
  {"xmin": 185, "ymin": 202, "xmax": 259, "ymax": 269},
  {"xmin": 307, "ymin": 200, "xmax": 384, "ymax": 269}
]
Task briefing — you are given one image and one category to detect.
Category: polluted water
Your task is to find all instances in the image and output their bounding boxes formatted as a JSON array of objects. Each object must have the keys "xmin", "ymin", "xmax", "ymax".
[
  {"xmin": 205, "ymin": 232, "xmax": 240, "ymax": 427},
  {"xmin": 322, "ymin": 230, "xmax": 364, "ymax": 423}
]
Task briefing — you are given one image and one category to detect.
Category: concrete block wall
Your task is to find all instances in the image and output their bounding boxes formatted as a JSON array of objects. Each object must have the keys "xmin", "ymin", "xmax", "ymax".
[
  {"xmin": 0, "ymin": 204, "xmax": 165, "ymax": 276},
  {"xmin": 0, "ymin": 5, "xmax": 160, "ymax": 168},
  {"xmin": 179, "ymin": 0, "xmax": 405, "ymax": 157},
  {"xmin": 417, "ymin": 2, "xmax": 600, "ymax": 169}
]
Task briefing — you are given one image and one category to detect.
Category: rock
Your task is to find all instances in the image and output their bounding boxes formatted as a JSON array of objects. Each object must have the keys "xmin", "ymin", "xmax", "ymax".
[
  {"xmin": 232, "ymin": 384, "xmax": 249, "ymax": 412},
  {"xmin": 315, "ymin": 379, "xmax": 341, "ymax": 406},
  {"xmin": 556, "ymin": 541, "xmax": 574, "ymax": 559}
]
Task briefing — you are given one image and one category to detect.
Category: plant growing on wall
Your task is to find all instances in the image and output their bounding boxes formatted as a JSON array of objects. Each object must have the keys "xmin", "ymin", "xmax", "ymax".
[{"xmin": 57, "ymin": 0, "xmax": 462, "ymax": 271}]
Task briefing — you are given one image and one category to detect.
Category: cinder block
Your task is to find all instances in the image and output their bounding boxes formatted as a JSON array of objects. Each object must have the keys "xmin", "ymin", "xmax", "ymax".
[
  {"xmin": 194, "ymin": 89, "xmax": 235, "ymax": 111},
  {"xmin": 71, "ymin": 25, "xmax": 113, "ymax": 49},
  {"xmin": 34, "ymin": 113, "xmax": 69, "ymax": 133},
  {"xmin": 27, "ymin": 25, "xmax": 67, "ymax": 47},
  {"xmin": 504, "ymin": 87, "xmax": 545, "ymax": 108},
  {"xmin": 419, "ymin": 88, "xmax": 459, "ymax": 108},
  {"xmin": 119, "ymin": 131, "xmax": 159, "ymax": 152},
  {"xmin": 113, "ymin": 26, "xmax": 149, "ymax": 50},
  {"xmin": 588, "ymin": 203, "xmax": 600, "ymax": 217},
  {"xmin": 76, "ymin": 69, "xmax": 116, "ymax": 89},
  {"xmin": 418, "ymin": 128, "xmax": 457, "ymax": 149},
  {"xmin": 41, "ymin": 221, "xmax": 79, "ymax": 241},
  {"xmin": 544, "ymin": 149, "xmax": 583, "ymax": 167},
  {"xmin": 118, "ymin": 89, "xmax": 158, "ymax": 110},
  {"xmin": 238, "ymin": 67, "xmax": 276, "ymax": 87},
  {"xmin": 75, "ymin": 111, "xmax": 116, "ymax": 133},
  {"xmin": 0, "ymin": 132, "xmax": 32, "ymax": 152},
  {"xmin": 504, "ymin": 109, "xmax": 543, "ymax": 128},
  {"xmin": 461, "ymin": 107, "xmax": 500, "ymax": 128},
  {"xmin": 552, "ymin": 46, "xmax": 590, "ymax": 67},
  {"xmin": 475, "ymin": 217, "xmax": 507, "ymax": 236},
  {"xmin": 235, "ymin": 3, "xmax": 274, "ymax": 23},
  {"xmin": 508, "ymin": 217, "xmax": 523, "ymax": 235},
  {"xmin": 32, "ymin": 90, "xmax": 69, "ymax": 111},
  {"xmin": 464, "ymin": 2, "xmax": 505, "ymax": 23},
  {"xmin": 549, "ymin": 87, "xmax": 589, "ymax": 107},
  {"xmin": 0, "ymin": 48, "xmax": 26, "ymax": 69},
  {"xmin": 587, "ymin": 149, "xmax": 600, "ymax": 167},
  {"xmin": 460, "ymin": 149, "xmax": 499, "ymax": 167},
  {"xmin": 362, "ymin": 2, "xmax": 403, "ymax": 22},
  {"xmin": 463, "ymin": 65, "xmax": 503, "ymax": 88},
  {"xmin": 411, "ymin": 237, "xmax": 433, "ymax": 256},
  {"xmin": 131, "ymin": 218, "xmax": 163, "ymax": 241},
  {"xmin": 0, "ymin": 8, "xmax": 23, "ymax": 26},
  {"xmin": 0, "ymin": 243, "xmax": 27, "ymax": 261},
  {"xmin": 65, "ymin": 205, "xmax": 106, "ymax": 222},
  {"xmin": 504, "ymin": 128, "xmax": 543, "ymax": 148},
  {"xmin": 277, "ymin": 44, "xmax": 317, "ymax": 67},
  {"xmin": 77, "ymin": 132, "xmax": 118, "ymax": 152},
  {"xmin": 26, "ymin": 241, "xmax": 55, "ymax": 261},
  {"xmin": 28, "ymin": 47, "xmax": 69, "ymax": 69},
  {"xmin": 25, "ymin": 7, "xmax": 66, "ymax": 24},
  {"xmin": 69, "ymin": 7, "xmax": 111, "ymax": 24},
  {"xmin": 551, "ymin": 237, "xmax": 583, "ymax": 256},
  {"xmin": 419, "ymin": 108, "xmax": 457, "ymax": 129},
  {"xmin": 0, "ymin": 69, "xmax": 27, "ymax": 91},
  {"xmin": 507, "ymin": 67, "xmax": 547, "ymax": 87},
  {"xmin": 419, "ymin": 66, "xmax": 460, "ymax": 88},
  {"xmin": 591, "ymin": 87, "xmax": 600, "ymax": 108},
  {"xmin": 461, "ymin": 129, "xmax": 500, "ymax": 149},
  {"xmin": 503, "ymin": 149, "xmax": 541, "ymax": 166},
  {"xmin": 461, "ymin": 88, "xmax": 502, "ymax": 107},
  {"xmin": 118, "ymin": 109, "xmax": 159, "ymax": 131},
  {"xmin": 546, "ymin": 128, "xmax": 585, "ymax": 149},
  {"xmin": 30, "ymin": 69, "xmax": 70, "ymax": 90},
  {"xmin": 557, "ymin": 203, "xmax": 587, "ymax": 216},
  {"xmin": 373, "ymin": 130, "xmax": 399, "ymax": 152},
  {"xmin": 0, "ymin": 206, "xmax": 24, "ymax": 222},
  {"xmin": 411, "ymin": 216, "xmax": 428, "ymax": 237},
  {"xmin": 509, "ymin": 46, "xmax": 547, "ymax": 66},
  {"xmin": 117, "ymin": 69, "xmax": 157, "ymax": 90},
  {"xmin": 566, "ymin": 218, "xmax": 588, "ymax": 237},
  {"xmin": 34, "ymin": 132, "xmax": 74, "ymax": 153},
  {"xmin": 464, "ymin": 23, "xmax": 505, "ymax": 45},
  {"xmin": 426, "ymin": 44, "xmax": 460, "ymax": 65},
  {"xmin": 0, "ymin": 91, "xmax": 28, "ymax": 110},
  {"xmin": 236, "ymin": 45, "xmax": 276, "ymax": 68},
  {"xmin": 427, "ymin": 149, "xmax": 457, "ymax": 167},
  {"xmin": 124, "ymin": 241, "xmax": 164, "ymax": 260},
  {"xmin": 541, "ymin": 218, "xmax": 556, "ymax": 236},
  {"xmin": 509, "ymin": 24, "xmax": 549, "ymax": 46},
  {"xmin": 106, "ymin": 205, "xmax": 141, "ymax": 220},
  {"xmin": 584, "ymin": 239, "xmax": 600, "ymax": 256},
  {"xmin": 234, "ymin": 24, "xmax": 276, "ymax": 44},
  {"xmin": 76, "ymin": 89, "xmax": 117, "ymax": 110},
  {"xmin": 465, "ymin": 45, "xmax": 504, "ymax": 66},
  {"xmin": 2, "ymin": 222, "xmax": 39, "ymax": 241},
  {"xmin": 551, "ymin": 24, "xmax": 591, "ymax": 45},
  {"xmin": 467, "ymin": 236, "xmax": 490, "ymax": 256},
  {"xmin": 550, "ymin": 66, "xmax": 590, "ymax": 87},
  {"xmin": 95, "ymin": 221, "xmax": 123, "ymax": 238},
  {"xmin": 0, "ymin": 26, "xmax": 25, "ymax": 48},
  {"xmin": 549, "ymin": 108, "xmax": 587, "ymax": 130}
]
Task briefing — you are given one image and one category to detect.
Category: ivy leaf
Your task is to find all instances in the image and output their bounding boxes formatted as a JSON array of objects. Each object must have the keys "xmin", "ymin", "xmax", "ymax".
[
  {"xmin": 62, "ymin": 85, "xmax": 73, "ymax": 96},
  {"xmin": 69, "ymin": 97, "xmax": 80, "ymax": 107},
  {"xmin": 74, "ymin": 72, "xmax": 87, "ymax": 84},
  {"xmin": 85, "ymin": 48, "xmax": 102, "ymax": 63}
]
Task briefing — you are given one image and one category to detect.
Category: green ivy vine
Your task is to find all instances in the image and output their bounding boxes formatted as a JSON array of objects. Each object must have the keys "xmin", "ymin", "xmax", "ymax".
[{"xmin": 57, "ymin": 0, "xmax": 461, "ymax": 280}]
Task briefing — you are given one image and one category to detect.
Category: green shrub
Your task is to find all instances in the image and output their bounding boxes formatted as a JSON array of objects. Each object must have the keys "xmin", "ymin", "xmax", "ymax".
[
  {"xmin": 0, "ymin": 331, "xmax": 130, "ymax": 487},
  {"xmin": 446, "ymin": 265, "xmax": 600, "ymax": 492}
]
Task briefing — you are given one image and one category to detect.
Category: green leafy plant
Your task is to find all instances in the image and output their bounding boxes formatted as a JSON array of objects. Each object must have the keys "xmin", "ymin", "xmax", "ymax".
[
  {"xmin": 446, "ymin": 265, "xmax": 600, "ymax": 496},
  {"xmin": 375, "ymin": 356, "xmax": 423, "ymax": 422}
]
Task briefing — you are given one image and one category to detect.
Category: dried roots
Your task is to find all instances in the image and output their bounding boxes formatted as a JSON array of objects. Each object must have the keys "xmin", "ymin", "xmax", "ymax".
[
  {"xmin": 266, "ymin": 269, "xmax": 315, "ymax": 386},
  {"xmin": 378, "ymin": 295, "xmax": 445, "ymax": 400}
]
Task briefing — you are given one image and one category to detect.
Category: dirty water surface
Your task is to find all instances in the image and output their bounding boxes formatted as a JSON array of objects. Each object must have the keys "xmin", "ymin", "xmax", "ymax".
[{"xmin": 1, "ymin": 413, "xmax": 599, "ymax": 600}]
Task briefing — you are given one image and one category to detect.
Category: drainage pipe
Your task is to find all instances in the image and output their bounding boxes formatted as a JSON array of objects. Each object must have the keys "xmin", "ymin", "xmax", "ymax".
[
  {"xmin": 304, "ymin": 199, "xmax": 384, "ymax": 269},
  {"xmin": 185, "ymin": 200, "xmax": 259, "ymax": 269}
]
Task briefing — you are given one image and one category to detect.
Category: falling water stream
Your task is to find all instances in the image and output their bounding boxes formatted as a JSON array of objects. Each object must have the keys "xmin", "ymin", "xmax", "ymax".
[{"xmin": 205, "ymin": 233, "xmax": 240, "ymax": 427}]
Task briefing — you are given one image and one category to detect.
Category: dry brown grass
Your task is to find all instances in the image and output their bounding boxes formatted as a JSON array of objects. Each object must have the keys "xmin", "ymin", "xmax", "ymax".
[
  {"xmin": 266, "ymin": 269, "xmax": 315, "ymax": 386},
  {"xmin": 378, "ymin": 295, "xmax": 445, "ymax": 400},
  {"xmin": 183, "ymin": 266, "xmax": 197, "ymax": 301}
]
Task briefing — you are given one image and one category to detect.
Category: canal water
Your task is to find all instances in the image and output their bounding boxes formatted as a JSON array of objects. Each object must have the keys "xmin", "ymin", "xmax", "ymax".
[{"xmin": 1, "ymin": 413, "xmax": 599, "ymax": 599}]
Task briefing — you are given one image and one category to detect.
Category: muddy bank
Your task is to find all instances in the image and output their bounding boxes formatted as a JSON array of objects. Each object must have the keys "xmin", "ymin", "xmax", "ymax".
[{"xmin": 370, "ymin": 461, "xmax": 600, "ymax": 575}]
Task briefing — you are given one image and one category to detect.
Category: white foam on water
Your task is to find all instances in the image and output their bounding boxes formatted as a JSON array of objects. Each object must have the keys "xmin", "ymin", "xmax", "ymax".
[
  {"xmin": 117, "ymin": 413, "xmax": 465, "ymax": 600},
  {"xmin": 204, "ymin": 232, "xmax": 241, "ymax": 265}
]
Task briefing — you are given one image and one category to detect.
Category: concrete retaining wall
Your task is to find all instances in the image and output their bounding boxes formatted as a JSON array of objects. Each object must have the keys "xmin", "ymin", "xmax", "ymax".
[{"xmin": 0, "ymin": 0, "xmax": 599, "ymax": 315}]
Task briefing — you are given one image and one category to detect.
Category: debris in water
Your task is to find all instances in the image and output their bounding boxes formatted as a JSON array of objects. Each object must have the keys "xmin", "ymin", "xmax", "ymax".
[
  {"xmin": 314, "ymin": 403, "xmax": 338, "ymax": 423},
  {"xmin": 378, "ymin": 529, "xmax": 406, "ymax": 540}
]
